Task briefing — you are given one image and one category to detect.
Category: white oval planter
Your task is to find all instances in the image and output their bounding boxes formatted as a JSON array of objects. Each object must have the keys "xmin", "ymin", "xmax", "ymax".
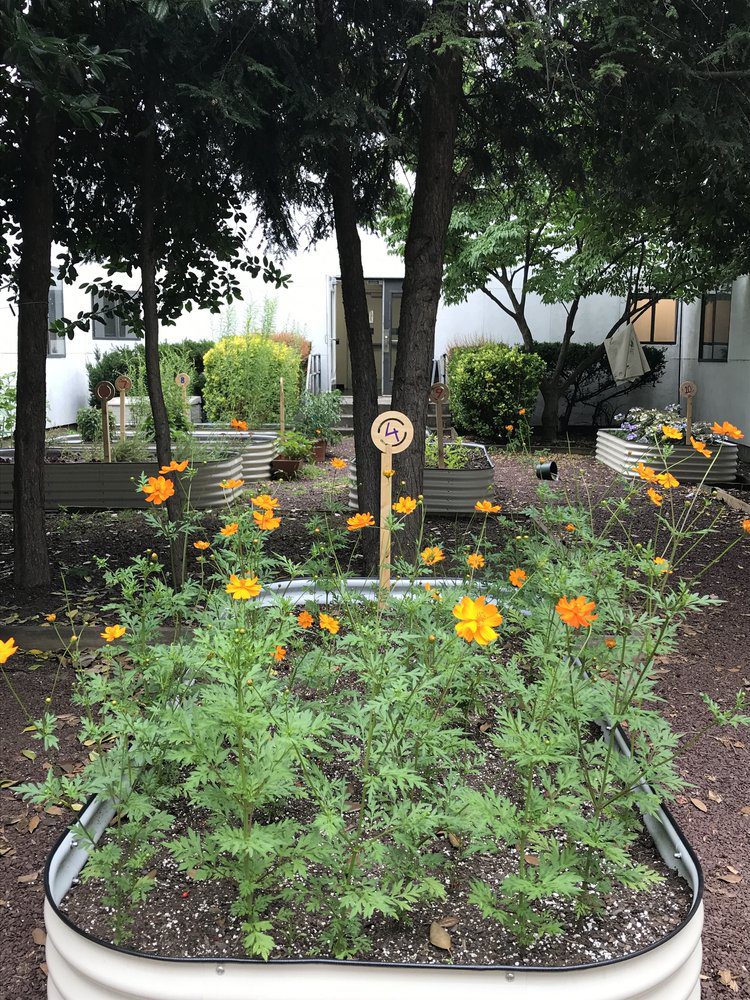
[
  {"xmin": 44, "ymin": 578, "xmax": 704, "ymax": 1000},
  {"xmin": 106, "ymin": 395, "xmax": 203, "ymax": 426},
  {"xmin": 596, "ymin": 429, "xmax": 738, "ymax": 484},
  {"xmin": 349, "ymin": 445, "xmax": 495, "ymax": 515}
]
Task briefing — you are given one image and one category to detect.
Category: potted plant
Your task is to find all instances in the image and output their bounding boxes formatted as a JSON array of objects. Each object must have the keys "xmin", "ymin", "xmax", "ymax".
[
  {"xmin": 597, "ymin": 404, "xmax": 741, "ymax": 483},
  {"xmin": 295, "ymin": 390, "xmax": 343, "ymax": 462},
  {"xmin": 24, "ymin": 467, "xmax": 749, "ymax": 999},
  {"xmin": 270, "ymin": 429, "xmax": 313, "ymax": 478},
  {"xmin": 349, "ymin": 434, "xmax": 495, "ymax": 515}
]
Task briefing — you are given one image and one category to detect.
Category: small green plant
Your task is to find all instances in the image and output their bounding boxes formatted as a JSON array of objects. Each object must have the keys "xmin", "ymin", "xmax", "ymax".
[
  {"xmin": 424, "ymin": 432, "xmax": 473, "ymax": 469},
  {"xmin": 295, "ymin": 390, "xmax": 342, "ymax": 443},
  {"xmin": 77, "ymin": 406, "xmax": 116, "ymax": 443},
  {"xmin": 0, "ymin": 373, "xmax": 16, "ymax": 442},
  {"xmin": 278, "ymin": 429, "xmax": 313, "ymax": 461},
  {"xmin": 203, "ymin": 334, "xmax": 303, "ymax": 425},
  {"xmin": 113, "ymin": 436, "xmax": 151, "ymax": 463}
]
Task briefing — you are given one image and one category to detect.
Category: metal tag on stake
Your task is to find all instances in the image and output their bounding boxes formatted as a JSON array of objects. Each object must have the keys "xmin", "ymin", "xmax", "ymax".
[
  {"xmin": 114, "ymin": 375, "xmax": 132, "ymax": 441},
  {"xmin": 429, "ymin": 383, "xmax": 449, "ymax": 468},
  {"xmin": 95, "ymin": 380, "xmax": 115, "ymax": 463},
  {"xmin": 370, "ymin": 410, "xmax": 414, "ymax": 602},
  {"xmin": 680, "ymin": 380, "xmax": 698, "ymax": 439}
]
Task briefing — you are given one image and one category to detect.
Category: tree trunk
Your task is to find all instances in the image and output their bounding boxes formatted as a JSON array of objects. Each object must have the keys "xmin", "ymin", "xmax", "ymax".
[
  {"xmin": 539, "ymin": 378, "xmax": 562, "ymax": 444},
  {"xmin": 138, "ymin": 90, "xmax": 183, "ymax": 586},
  {"xmin": 391, "ymin": 34, "xmax": 464, "ymax": 554},
  {"xmin": 14, "ymin": 96, "xmax": 56, "ymax": 591}
]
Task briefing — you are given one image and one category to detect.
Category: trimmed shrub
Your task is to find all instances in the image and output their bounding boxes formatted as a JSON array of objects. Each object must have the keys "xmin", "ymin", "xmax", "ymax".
[
  {"xmin": 77, "ymin": 406, "xmax": 116, "ymax": 443},
  {"xmin": 447, "ymin": 343, "xmax": 545, "ymax": 439},
  {"xmin": 202, "ymin": 334, "xmax": 303, "ymax": 425}
]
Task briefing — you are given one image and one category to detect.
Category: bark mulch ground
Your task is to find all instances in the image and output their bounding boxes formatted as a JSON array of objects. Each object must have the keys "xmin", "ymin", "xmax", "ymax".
[{"xmin": 0, "ymin": 441, "xmax": 748, "ymax": 997}]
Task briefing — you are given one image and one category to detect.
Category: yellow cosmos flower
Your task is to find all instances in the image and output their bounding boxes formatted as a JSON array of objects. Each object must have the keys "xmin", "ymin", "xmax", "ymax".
[
  {"xmin": 711, "ymin": 420, "xmax": 744, "ymax": 440},
  {"xmin": 466, "ymin": 552, "xmax": 485, "ymax": 570},
  {"xmin": 421, "ymin": 546, "xmax": 444, "ymax": 566},
  {"xmin": 632, "ymin": 461, "xmax": 661, "ymax": 484},
  {"xmin": 330, "ymin": 457, "xmax": 347, "ymax": 469},
  {"xmin": 140, "ymin": 475, "xmax": 175, "ymax": 506},
  {"xmin": 453, "ymin": 596, "xmax": 503, "ymax": 646},
  {"xmin": 101, "ymin": 624, "xmax": 126, "ymax": 643},
  {"xmin": 392, "ymin": 496, "xmax": 418, "ymax": 515},
  {"xmin": 319, "ymin": 613, "xmax": 340, "ymax": 634},
  {"xmin": 45, "ymin": 613, "xmax": 57, "ymax": 622},
  {"xmin": 159, "ymin": 459, "xmax": 189, "ymax": 474},
  {"xmin": 230, "ymin": 418, "xmax": 248, "ymax": 431},
  {"xmin": 656, "ymin": 472, "xmax": 679, "ymax": 489},
  {"xmin": 383, "ymin": 469, "xmax": 396, "ymax": 478},
  {"xmin": 475, "ymin": 500, "xmax": 501, "ymax": 514},
  {"xmin": 661, "ymin": 425, "xmax": 683, "ymax": 440},
  {"xmin": 225, "ymin": 574, "xmax": 261, "ymax": 600},
  {"xmin": 347, "ymin": 512, "xmax": 375, "ymax": 531},
  {"xmin": 273, "ymin": 645, "xmax": 287, "ymax": 662},
  {"xmin": 509, "ymin": 568, "xmax": 526, "ymax": 588},
  {"xmin": 251, "ymin": 494, "xmax": 279, "ymax": 511},
  {"xmin": 219, "ymin": 478, "xmax": 244, "ymax": 490},
  {"xmin": 220, "ymin": 522, "xmax": 239, "ymax": 537},
  {"xmin": 653, "ymin": 556, "xmax": 670, "ymax": 573},
  {"xmin": 690, "ymin": 436, "xmax": 712, "ymax": 458},
  {"xmin": 0, "ymin": 637, "xmax": 19, "ymax": 664},
  {"xmin": 193, "ymin": 540, "xmax": 210, "ymax": 550},
  {"xmin": 647, "ymin": 488, "xmax": 663, "ymax": 507},
  {"xmin": 555, "ymin": 595, "xmax": 597, "ymax": 629},
  {"xmin": 297, "ymin": 610, "xmax": 314, "ymax": 628},
  {"xmin": 253, "ymin": 509, "xmax": 281, "ymax": 531}
]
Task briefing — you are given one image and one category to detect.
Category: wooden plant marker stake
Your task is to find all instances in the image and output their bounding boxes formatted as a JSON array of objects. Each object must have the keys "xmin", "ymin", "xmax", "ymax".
[
  {"xmin": 429, "ymin": 382, "xmax": 449, "ymax": 469},
  {"xmin": 175, "ymin": 372, "xmax": 191, "ymax": 423},
  {"xmin": 114, "ymin": 375, "xmax": 132, "ymax": 441},
  {"xmin": 95, "ymin": 381, "xmax": 115, "ymax": 462},
  {"xmin": 370, "ymin": 410, "xmax": 414, "ymax": 604},
  {"xmin": 279, "ymin": 377, "xmax": 285, "ymax": 441},
  {"xmin": 680, "ymin": 380, "xmax": 697, "ymax": 440}
]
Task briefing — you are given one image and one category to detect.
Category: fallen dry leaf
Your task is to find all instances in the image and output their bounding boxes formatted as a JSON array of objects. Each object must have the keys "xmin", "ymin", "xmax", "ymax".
[
  {"xmin": 437, "ymin": 916, "xmax": 459, "ymax": 929},
  {"xmin": 31, "ymin": 928, "xmax": 46, "ymax": 946},
  {"xmin": 718, "ymin": 968, "xmax": 739, "ymax": 993},
  {"xmin": 447, "ymin": 833, "xmax": 462, "ymax": 849},
  {"xmin": 690, "ymin": 798, "xmax": 708, "ymax": 813},
  {"xmin": 17, "ymin": 871, "xmax": 38, "ymax": 884},
  {"xmin": 716, "ymin": 873, "xmax": 743, "ymax": 885},
  {"xmin": 524, "ymin": 853, "xmax": 540, "ymax": 867},
  {"xmin": 429, "ymin": 920, "xmax": 452, "ymax": 952},
  {"xmin": 27, "ymin": 816, "xmax": 40, "ymax": 834},
  {"xmin": 739, "ymin": 806, "xmax": 750, "ymax": 816}
]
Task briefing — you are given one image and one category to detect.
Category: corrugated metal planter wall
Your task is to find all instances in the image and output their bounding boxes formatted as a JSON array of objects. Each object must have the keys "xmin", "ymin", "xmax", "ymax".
[
  {"xmin": 349, "ymin": 445, "xmax": 495, "ymax": 515},
  {"xmin": 596, "ymin": 430, "xmax": 738, "ymax": 484},
  {"xmin": 44, "ymin": 578, "xmax": 703, "ymax": 1000}
]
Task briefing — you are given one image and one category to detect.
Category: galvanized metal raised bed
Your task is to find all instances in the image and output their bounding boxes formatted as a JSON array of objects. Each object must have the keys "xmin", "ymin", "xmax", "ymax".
[{"xmin": 596, "ymin": 429, "xmax": 738, "ymax": 484}]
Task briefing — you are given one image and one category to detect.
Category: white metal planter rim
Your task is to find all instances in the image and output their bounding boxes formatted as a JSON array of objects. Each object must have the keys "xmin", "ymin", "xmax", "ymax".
[{"xmin": 44, "ymin": 577, "xmax": 703, "ymax": 998}]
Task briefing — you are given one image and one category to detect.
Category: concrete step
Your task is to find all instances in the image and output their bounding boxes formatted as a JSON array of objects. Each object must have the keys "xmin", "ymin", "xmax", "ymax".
[{"xmin": 338, "ymin": 399, "xmax": 451, "ymax": 432}]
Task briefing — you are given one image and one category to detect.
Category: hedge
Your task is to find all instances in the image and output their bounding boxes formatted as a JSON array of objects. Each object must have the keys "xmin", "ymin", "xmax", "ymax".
[{"xmin": 202, "ymin": 334, "xmax": 303, "ymax": 425}]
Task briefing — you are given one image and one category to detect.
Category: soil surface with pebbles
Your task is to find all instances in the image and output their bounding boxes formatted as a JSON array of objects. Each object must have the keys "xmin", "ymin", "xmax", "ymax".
[{"xmin": 1, "ymin": 440, "xmax": 749, "ymax": 997}]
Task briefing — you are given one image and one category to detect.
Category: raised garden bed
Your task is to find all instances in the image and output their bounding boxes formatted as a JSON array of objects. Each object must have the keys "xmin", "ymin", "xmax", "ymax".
[
  {"xmin": 349, "ymin": 444, "xmax": 494, "ymax": 515},
  {"xmin": 42, "ymin": 578, "xmax": 703, "ymax": 1000},
  {"xmin": 596, "ymin": 429, "xmax": 738, "ymax": 484}
]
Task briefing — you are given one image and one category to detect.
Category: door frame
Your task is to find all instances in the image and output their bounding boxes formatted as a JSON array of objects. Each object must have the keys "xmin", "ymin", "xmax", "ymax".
[{"xmin": 382, "ymin": 279, "xmax": 403, "ymax": 394}]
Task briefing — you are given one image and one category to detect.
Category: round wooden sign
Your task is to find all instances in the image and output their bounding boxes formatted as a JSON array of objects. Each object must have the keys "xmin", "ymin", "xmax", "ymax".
[
  {"xmin": 114, "ymin": 375, "xmax": 132, "ymax": 393},
  {"xmin": 95, "ymin": 380, "xmax": 115, "ymax": 401},
  {"xmin": 175, "ymin": 372, "xmax": 191, "ymax": 388},
  {"xmin": 680, "ymin": 380, "xmax": 697, "ymax": 398},
  {"xmin": 370, "ymin": 410, "xmax": 414, "ymax": 454},
  {"xmin": 429, "ymin": 382, "xmax": 449, "ymax": 404}
]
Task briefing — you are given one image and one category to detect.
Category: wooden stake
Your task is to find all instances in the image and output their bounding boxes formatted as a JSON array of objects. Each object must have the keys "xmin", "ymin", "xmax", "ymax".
[
  {"xmin": 370, "ymin": 410, "xmax": 415, "ymax": 605},
  {"xmin": 175, "ymin": 372, "xmax": 191, "ymax": 423},
  {"xmin": 114, "ymin": 375, "xmax": 132, "ymax": 441},
  {"xmin": 95, "ymin": 381, "xmax": 115, "ymax": 462},
  {"xmin": 429, "ymin": 383, "xmax": 449, "ymax": 469},
  {"xmin": 279, "ymin": 376, "xmax": 285, "ymax": 440},
  {"xmin": 680, "ymin": 380, "xmax": 697, "ymax": 441}
]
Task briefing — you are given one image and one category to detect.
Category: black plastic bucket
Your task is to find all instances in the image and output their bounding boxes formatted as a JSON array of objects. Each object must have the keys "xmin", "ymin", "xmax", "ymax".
[{"xmin": 535, "ymin": 461, "xmax": 558, "ymax": 481}]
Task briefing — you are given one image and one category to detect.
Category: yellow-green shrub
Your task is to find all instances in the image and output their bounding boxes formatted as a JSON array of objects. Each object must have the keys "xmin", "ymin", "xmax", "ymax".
[{"xmin": 202, "ymin": 334, "xmax": 303, "ymax": 425}]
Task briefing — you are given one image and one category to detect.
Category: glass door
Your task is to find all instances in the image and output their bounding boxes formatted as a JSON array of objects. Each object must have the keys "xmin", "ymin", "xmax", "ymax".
[{"xmin": 382, "ymin": 280, "xmax": 402, "ymax": 394}]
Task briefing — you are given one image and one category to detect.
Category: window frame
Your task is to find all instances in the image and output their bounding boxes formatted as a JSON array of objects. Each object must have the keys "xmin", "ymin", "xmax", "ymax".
[
  {"xmin": 698, "ymin": 289, "xmax": 732, "ymax": 363},
  {"xmin": 90, "ymin": 292, "xmax": 139, "ymax": 341},
  {"xmin": 47, "ymin": 280, "xmax": 66, "ymax": 359},
  {"xmin": 631, "ymin": 296, "xmax": 678, "ymax": 346}
]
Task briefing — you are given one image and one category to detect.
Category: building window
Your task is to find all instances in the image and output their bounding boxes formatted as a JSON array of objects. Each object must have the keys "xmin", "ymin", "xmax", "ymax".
[
  {"xmin": 699, "ymin": 290, "xmax": 731, "ymax": 362},
  {"xmin": 91, "ymin": 292, "xmax": 138, "ymax": 340},
  {"xmin": 632, "ymin": 297, "xmax": 678, "ymax": 344},
  {"xmin": 47, "ymin": 281, "xmax": 65, "ymax": 357}
]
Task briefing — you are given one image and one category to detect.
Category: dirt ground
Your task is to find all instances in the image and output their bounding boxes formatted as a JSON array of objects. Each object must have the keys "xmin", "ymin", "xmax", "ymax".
[{"xmin": 0, "ymin": 441, "xmax": 748, "ymax": 998}]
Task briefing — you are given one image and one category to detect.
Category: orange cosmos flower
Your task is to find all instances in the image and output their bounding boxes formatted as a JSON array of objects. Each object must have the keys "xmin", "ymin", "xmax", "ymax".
[
  {"xmin": 475, "ymin": 500, "xmax": 502, "ymax": 514},
  {"xmin": 0, "ymin": 637, "xmax": 18, "ymax": 664},
  {"xmin": 466, "ymin": 552, "xmax": 485, "ymax": 570},
  {"xmin": 159, "ymin": 459, "xmax": 189, "ymax": 474},
  {"xmin": 141, "ymin": 476, "xmax": 175, "ymax": 506},
  {"xmin": 633, "ymin": 462, "xmax": 660, "ymax": 484},
  {"xmin": 653, "ymin": 556, "xmax": 670, "ymax": 573},
  {"xmin": 690, "ymin": 436, "xmax": 712, "ymax": 458},
  {"xmin": 193, "ymin": 540, "xmax": 210, "ymax": 551},
  {"xmin": 230, "ymin": 418, "xmax": 248, "ymax": 431},
  {"xmin": 330, "ymin": 457, "xmax": 347, "ymax": 469},
  {"xmin": 453, "ymin": 596, "xmax": 503, "ymax": 646},
  {"xmin": 392, "ymin": 496, "xmax": 418, "ymax": 515},
  {"xmin": 424, "ymin": 582, "xmax": 442, "ymax": 601},
  {"xmin": 253, "ymin": 509, "xmax": 281, "ymax": 531},
  {"xmin": 297, "ymin": 610, "xmax": 314, "ymax": 629},
  {"xmin": 383, "ymin": 469, "xmax": 396, "ymax": 478},
  {"xmin": 661, "ymin": 425, "xmax": 682, "ymax": 440},
  {"xmin": 45, "ymin": 613, "xmax": 57, "ymax": 622},
  {"xmin": 220, "ymin": 478, "xmax": 244, "ymax": 490},
  {"xmin": 100, "ymin": 624, "xmax": 126, "ymax": 643},
  {"xmin": 505, "ymin": 424, "xmax": 514, "ymax": 432},
  {"xmin": 509, "ymin": 568, "xmax": 526, "ymax": 588},
  {"xmin": 656, "ymin": 472, "xmax": 679, "ymax": 489},
  {"xmin": 251, "ymin": 494, "xmax": 279, "ymax": 511},
  {"xmin": 555, "ymin": 595, "xmax": 597, "ymax": 629},
  {"xmin": 225, "ymin": 574, "xmax": 261, "ymax": 600},
  {"xmin": 742, "ymin": 519, "xmax": 750, "ymax": 534},
  {"xmin": 220, "ymin": 522, "xmax": 239, "ymax": 537},
  {"xmin": 564, "ymin": 523, "xmax": 577, "ymax": 532},
  {"xmin": 711, "ymin": 421, "xmax": 744, "ymax": 440},
  {"xmin": 518, "ymin": 408, "xmax": 526, "ymax": 416},
  {"xmin": 647, "ymin": 488, "xmax": 663, "ymax": 507},
  {"xmin": 273, "ymin": 645, "xmax": 286, "ymax": 662},
  {"xmin": 347, "ymin": 512, "xmax": 375, "ymax": 531},
  {"xmin": 421, "ymin": 546, "xmax": 445, "ymax": 566},
  {"xmin": 319, "ymin": 613, "xmax": 340, "ymax": 634},
  {"xmin": 604, "ymin": 637, "xmax": 617, "ymax": 649}
]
